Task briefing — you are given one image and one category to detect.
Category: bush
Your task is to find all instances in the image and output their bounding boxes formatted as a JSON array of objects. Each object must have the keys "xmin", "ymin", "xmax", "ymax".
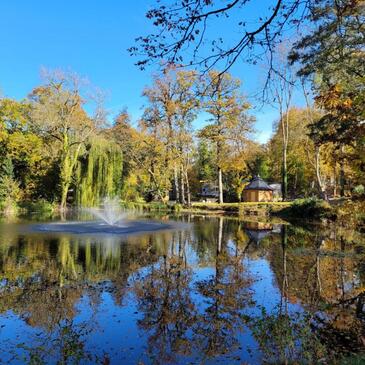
[
  {"xmin": 20, "ymin": 199, "xmax": 56, "ymax": 213},
  {"xmin": 172, "ymin": 203, "xmax": 182, "ymax": 212},
  {"xmin": 0, "ymin": 175, "xmax": 21, "ymax": 216},
  {"xmin": 353, "ymin": 184, "xmax": 365, "ymax": 196},
  {"xmin": 278, "ymin": 198, "xmax": 335, "ymax": 220},
  {"xmin": 0, "ymin": 197, "xmax": 18, "ymax": 217}
]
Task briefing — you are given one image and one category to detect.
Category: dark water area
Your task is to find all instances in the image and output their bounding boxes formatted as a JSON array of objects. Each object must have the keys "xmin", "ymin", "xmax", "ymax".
[{"xmin": 0, "ymin": 214, "xmax": 365, "ymax": 364}]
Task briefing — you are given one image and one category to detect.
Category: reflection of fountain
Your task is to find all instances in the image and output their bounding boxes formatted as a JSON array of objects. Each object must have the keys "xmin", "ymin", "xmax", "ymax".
[{"xmin": 86, "ymin": 197, "xmax": 125, "ymax": 226}]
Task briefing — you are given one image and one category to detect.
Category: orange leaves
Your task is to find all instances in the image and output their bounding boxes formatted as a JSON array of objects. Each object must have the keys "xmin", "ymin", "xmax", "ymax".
[{"xmin": 315, "ymin": 84, "xmax": 353, "ymax": 116}]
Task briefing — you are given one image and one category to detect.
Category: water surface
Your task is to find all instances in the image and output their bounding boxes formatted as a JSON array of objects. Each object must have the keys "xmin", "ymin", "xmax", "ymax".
[{"xmin": 0, "ymin": 214, "xmax": 364, "ymax": 364}]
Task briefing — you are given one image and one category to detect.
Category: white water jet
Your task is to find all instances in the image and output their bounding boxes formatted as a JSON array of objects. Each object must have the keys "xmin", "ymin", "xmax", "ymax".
[{"xmin": 86, "ymin": 197, "xmax": 125, "ymax": 226}]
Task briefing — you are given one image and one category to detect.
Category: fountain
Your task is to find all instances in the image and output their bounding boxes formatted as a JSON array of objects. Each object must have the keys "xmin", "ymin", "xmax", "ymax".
[
  {"xmin": 86, "ymin": 197, "xmax": 126, "ymax": 226},
  {"xmin": 28, "ymin": 197, "xmax": 187, "ymax": 236}
]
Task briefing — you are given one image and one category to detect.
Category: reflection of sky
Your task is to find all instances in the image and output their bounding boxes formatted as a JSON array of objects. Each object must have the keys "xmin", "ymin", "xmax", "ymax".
[
  {"xmin": 0, "ymin": 312, "xmax": 39, "ymax": 364},
  {"xmin": 245, "ymin": 258, "xmax": 303, "ymax": 314}
]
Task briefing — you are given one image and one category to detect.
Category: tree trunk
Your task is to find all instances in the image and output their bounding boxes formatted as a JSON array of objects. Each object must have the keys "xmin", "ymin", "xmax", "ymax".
[
  {"xmin": 333, "ymin": 164, "xmax": 337, "ymax": 197},
  {"xmin": 218, "ymin": 167, "xmax": 223, "ymax": 204},
  {"xmin": 282, "ymin": 143, "xmax": 288, "ymax": 200},
  {"xmin": 60, "ymin": 153, "xmax": 71, "ymax": 210},
  {"xmin": 180, "ymin": 164, "xmax": 186, "ymax": 205},
  {"xmin": 60, "ymin": 185, "xmax": 68, "ymax": 210},
  {"xmin": 174, "ymin": 164, "xmax": 180, "ymax": 202},
  {"xmin": 315, "ymin": 145, "xmax": 327, "ymax": 200},
  {"xmin": 281, "ymin": 109, "xmax": 289, "ymax": 201},
  {"xmin": 184, "ymin": 167, "xmax": 191, "ymax": 207},
  {"xmin": 340, "ymin": 161, "xmax": 345, "ymax": 197},
  {"xmin": 339, "ymin": 145, "xmax": 345, "ymax": 197},
  {"xmin": 60, "ymin": 143, "xmax": 83, "ymax": 209}
]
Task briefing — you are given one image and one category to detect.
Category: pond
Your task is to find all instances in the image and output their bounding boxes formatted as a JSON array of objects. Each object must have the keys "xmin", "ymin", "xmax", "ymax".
[{"xmin": 0, "ymin": 213, "xmax": 364, "ymax": 364}]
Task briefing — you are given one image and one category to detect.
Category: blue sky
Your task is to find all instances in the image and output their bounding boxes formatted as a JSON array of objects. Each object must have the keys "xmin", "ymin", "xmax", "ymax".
[{"xmin": 0, "ymin": 0, "xmax": 304, "ymax": 143}]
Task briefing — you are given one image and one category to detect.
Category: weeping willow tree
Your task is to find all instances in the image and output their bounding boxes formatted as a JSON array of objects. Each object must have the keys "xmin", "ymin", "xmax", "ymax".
[{"xmin": 75, "ymin": 137, "xmax": 123, "ymax": 207}]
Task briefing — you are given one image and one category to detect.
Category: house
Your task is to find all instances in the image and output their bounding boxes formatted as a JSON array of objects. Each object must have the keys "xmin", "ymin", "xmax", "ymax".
[
  {"xmin": 200, "ymin": 182, "xmax": 219, "ymax": 203},
  {"xmin": 243, "ymin": 175, "xmax": 273, "ymax": 202}
]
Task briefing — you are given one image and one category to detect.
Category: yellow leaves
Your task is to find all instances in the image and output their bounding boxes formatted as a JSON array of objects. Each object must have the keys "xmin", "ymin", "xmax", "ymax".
[
  {"xmin": 7, "ymin": 132, "xmax": 43, "ymax": 164},
  {"xmin": 315, "ymin": 84, "xmax": 353, "ymax": 115},
  {"xmin": 0, "ymin": 129, "xmax": 7, "ymax": 144},
  {"xmin": 0, "ymin": 99, "xmax": 29, "ymax": 129}
]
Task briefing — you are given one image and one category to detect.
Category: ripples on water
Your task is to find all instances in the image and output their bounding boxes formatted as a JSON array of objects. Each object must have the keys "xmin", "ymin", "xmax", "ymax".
[{"xmin": 0, "ymin": 214, "xmax": 364, "ymax": 364}]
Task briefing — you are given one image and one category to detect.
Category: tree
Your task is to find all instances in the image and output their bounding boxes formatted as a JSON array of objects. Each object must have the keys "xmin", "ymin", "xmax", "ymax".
[
  {"xmin": 195, "ymin": 140, "xmax": 216, "ymax": 182},
  {"xmin": 291, "ymin": 0, "xmax": 365, "ymax": 147},
  {"xmin": 141, "ymin": 67, "xmax": 199, "ymax": 203},
  {"xmin": 173, "ymin": 69, "xmax": 200, "ymax": 205},
  {"xmin": 267, "ymin": 107, "xmax": 329, "ymax": 197},
  {"xmin": 268, "ymin": 43, "xmax": 297, "ymax": 200},
  {"xmin": 198, "ymin": 71, "xmax": 253, "ymax": 203},
  {"xmin": 0, "ymin": 157, "xmax": 21, "ymax": 215},
  {"xmin": 301, "ymin": 81, "xmax": 327, "ymax": 199},
  {"xmin": 29, "ymin": 69, "xmax": 103, "ymax": 209},
  {"xmin": 290, "ymin": 0, "xmax": 365, "ymax": 193},
  {"xmin": 0, "ymin": 98, "xmax": 44, "ymax": 201},
  {"xmin": 130, "ymin": 0, "xmax": 312, "ymax": 78},
  {"xmin": 75, "ymin": 136, "xmax": 123, "ymax": 207}
]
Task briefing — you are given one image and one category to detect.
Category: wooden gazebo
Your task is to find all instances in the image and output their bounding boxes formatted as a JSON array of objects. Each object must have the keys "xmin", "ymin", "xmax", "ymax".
[{"xmin": 243, "ymin": 175, "xmax": 273, "ymax": 202}]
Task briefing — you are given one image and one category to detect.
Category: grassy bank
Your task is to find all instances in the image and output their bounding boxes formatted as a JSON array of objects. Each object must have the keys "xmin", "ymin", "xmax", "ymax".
[
  {"xmin": 274, "ymin": 197, "xmax": 365, "ymax": 232},
  {"xmin": 274, "ymin": 198, "xmax": 336, "ymax": 220},
  {"xmin": 183, "ymin": 201, "xmax": 291, "ymax": 216}
]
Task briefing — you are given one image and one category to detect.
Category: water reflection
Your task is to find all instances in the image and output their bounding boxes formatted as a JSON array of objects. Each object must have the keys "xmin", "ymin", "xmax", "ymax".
[{"xmin": 0, "ymin": 216, "xmax": 364, "ymax": 364}]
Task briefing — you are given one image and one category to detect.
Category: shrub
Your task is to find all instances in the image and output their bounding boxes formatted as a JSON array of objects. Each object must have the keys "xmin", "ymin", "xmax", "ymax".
[
  {"xmin": 172, "ymin": 203, "xmax": 182, "ymax": 212},
  {"xmin": 0, "ymin": 175, "xmax": 21, "ymax": 216},
  {"xmin": 21, "ymin": 199, "xmax": 56, "ymax": 213},
  {"xmin": 278, "ymin": 198, "xmax": 335, "ymax": 220},
  {"xmin": 353, "ymin": 184, "xmax": 365, "ymax": 196}
]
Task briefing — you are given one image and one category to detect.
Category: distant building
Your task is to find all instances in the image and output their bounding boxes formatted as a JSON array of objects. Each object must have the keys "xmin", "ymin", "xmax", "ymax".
[
  {"xmin": 200, "ymin": 182, "xmax": 219, "ymax": 203},
  {"xmin": 269, "ymin": 183, "xmax": 282, "ymax": 201},
  {"xmin": 243, "ymin": 175, "xmax": 273, "ymax": 202}
]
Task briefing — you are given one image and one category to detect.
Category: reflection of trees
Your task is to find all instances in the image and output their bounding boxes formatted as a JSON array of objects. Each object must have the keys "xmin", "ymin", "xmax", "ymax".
[
  {"xmin": 249, "ymin": 305, "xmax": 327, "ymax": 364},
  {"xmin": 0, "ymin": 233, "xmax": 162, "ymax": 329},
  {"xmin": 193, "ymin": 217, "xmax": 254, "ymax": 360},
  {"xmin": 132, "ymin": 218, "xmax": 255, "ymax": 363},
  {"xmin": 189, "ymin": 216, "xmax": 219, "ymax": 264},
  {"xmin": 267, "ymin": 224, "xmax": 365, "ymax": 358},
  {"xmin": 0, "ymin": 230, "xmax": 171, "ymax": 363},
  {"xmin": 249, "ymin": 226, "xmax": 327, "ymax": 364},
  {"xmin": 4, "ymin": 319, "xmax": 106, "ymax": 365},
  {"xmin": 132, "ymin": 230, "xmax": 196, "ymax": 364},
  {"xmin": 269, "ymin": 226, "xmax": 364, "ymax": 309}
]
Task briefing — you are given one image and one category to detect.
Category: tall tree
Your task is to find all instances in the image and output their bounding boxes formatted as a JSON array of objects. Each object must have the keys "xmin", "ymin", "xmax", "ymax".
[
  {"xmin": 290, "ymin": 0, "xmax": 365, "ymax": 193},
  {"xmin": 173, "ymin": 69, "xmax": 199, "ymax": 205},
  {"xmin": 269, "ymin": 45, "xmax": 296, "ymax": 199},
  {"xmin": 141, "ymin": 67, "xmax": 199, "ymax": 203},
  {"xmin": 301, "ymin": 81, "xmax": 327, "ymax": 199},
  {"xmin": 29, "ymin": 69, "xmax": 103, "ymax": 209},
  {"xmin": 198, "ymin": 71, "xmax": 253, "ymax": 203}
]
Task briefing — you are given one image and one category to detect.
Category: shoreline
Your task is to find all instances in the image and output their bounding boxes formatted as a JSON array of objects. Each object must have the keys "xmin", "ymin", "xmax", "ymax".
[{"xmin": 1, "ymin": 198, "xmax": 364, "ymax": 233}]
